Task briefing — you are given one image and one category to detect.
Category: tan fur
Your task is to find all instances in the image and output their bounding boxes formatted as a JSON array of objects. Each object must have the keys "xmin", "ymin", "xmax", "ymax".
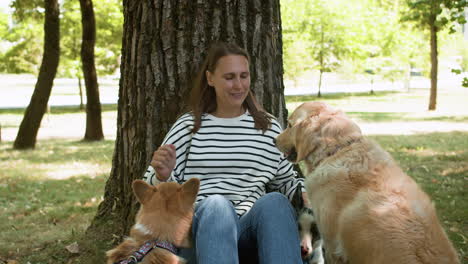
[
  {"xmin": 276, "ymin": 101, "xmax": 459, "ymax": 264},
  {"xmin": 106, "ymin": 178, "xmax": 200, "ymax": 264}
]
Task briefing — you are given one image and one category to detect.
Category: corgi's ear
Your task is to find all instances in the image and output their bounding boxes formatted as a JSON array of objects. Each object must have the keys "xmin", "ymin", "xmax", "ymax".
[
  {"xmin": 180, "ymin": 178, "xmax": 200, "ymax": 207},
  {"xmin": 132, "ymin": 180, "xmax": 155, "ymax": 204}
]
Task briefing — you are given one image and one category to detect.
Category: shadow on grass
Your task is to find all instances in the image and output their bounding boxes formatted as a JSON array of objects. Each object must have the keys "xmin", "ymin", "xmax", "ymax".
[
  {"xmin": 0, "ymin": 103, "xmax": 118, "ymax": 115},
  {"xmin": 0, "ymin": 173, "xmax": 109, "ymax": 263}
]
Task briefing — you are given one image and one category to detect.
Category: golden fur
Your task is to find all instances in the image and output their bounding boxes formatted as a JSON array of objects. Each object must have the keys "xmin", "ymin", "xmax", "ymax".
[
  {"xmin": 106, "ymin": 178, "xmax": 200, "ymax": 264},
  {"xmin": 275, "ymin": 101, "xmax": 459, "ymax": 264}
]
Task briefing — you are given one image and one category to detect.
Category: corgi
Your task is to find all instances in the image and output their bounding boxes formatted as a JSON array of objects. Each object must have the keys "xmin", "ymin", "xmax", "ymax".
[
  {"xmin": 106, "ymin": 178, "xmax": 200, "ymax": 264},
  {"xmin": 292, "ymin": 183, "xmax": 325, "ymax": 264}
]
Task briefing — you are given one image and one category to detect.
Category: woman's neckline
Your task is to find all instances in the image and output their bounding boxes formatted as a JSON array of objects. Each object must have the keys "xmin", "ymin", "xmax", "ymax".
[{"xmin": 206, "ymin": 110, "xmax": 248, "ymax": 121}]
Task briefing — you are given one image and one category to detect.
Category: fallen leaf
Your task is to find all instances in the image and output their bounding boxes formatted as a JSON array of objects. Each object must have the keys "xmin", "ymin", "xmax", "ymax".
[
  {"xmin": 65, "ymin": 242, "xmax": 80, "ymax": 254},
  {"xmin": 7, "ymin": 260, "xmax": 19, "ymax": 264}
]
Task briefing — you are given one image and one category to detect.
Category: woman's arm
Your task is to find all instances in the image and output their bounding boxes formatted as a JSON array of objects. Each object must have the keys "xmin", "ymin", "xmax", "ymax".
[{"xmin": 142, "ymin": 113, "xmax": 194, "ymax": 185}]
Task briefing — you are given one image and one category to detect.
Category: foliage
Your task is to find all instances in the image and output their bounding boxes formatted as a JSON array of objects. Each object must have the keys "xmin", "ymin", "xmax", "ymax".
[
  {"xmin": 59, "ymin": 0, "xmax": 123, "ymax": 78},
  {"xmin": 401, "ymin": 0, "xmax": 468, "ymax": 97},
  {"xmin": 93, "ymin": 0, "xmax": 123, "ymax": 76},
  {"xmin": 281, "ymin": 0, "xmax": 431, "ymax": 86},
  {"xmin": 0, "ymin": 7, "xmax": 43, "ymax": 73},
  {"xmin": 0, "ymin": 0, "xmax": 122, "ymax": 77},
  {"xmin": 402, "ymin": 0, "xmax": 467, "ymax": 33}
]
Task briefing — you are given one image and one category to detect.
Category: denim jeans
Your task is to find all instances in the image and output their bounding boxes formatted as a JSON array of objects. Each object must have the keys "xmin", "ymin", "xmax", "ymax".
[{"xmin": 179, "ymin": 192, "xmax": 303, "ymax": 264}]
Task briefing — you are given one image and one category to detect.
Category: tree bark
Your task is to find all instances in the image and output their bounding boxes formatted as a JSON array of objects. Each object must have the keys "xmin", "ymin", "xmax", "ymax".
[
  {"xmin": 84, "ymin": 0, "xmax": 289, "ymax": 256},
  {"xmin": 428, "ymin": 20, "xmax": 438, "ymax": 110},
  {"xmin": 80, "ymin": 0, "xmax": 104, "ymax": 140},
  {"xmin": 13, "ymin": 0, "xmax": 60, "ymax": 149}
]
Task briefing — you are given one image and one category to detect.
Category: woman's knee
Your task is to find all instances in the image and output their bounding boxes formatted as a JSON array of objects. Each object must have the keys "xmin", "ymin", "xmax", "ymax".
[
  {"xmin": 194, "ymin": 195, "xmax": 237, "ymax": 225},
  {"xmin": 192, "ymin": 195, "xmax": 240, "ymax": 242},
  {"xmin": 199, "ymin": 194, "xmax": 231, "ymax": 208},
  {"xmin": 256, "ymin": 192, "xmax": 296, "ymax": 219}
]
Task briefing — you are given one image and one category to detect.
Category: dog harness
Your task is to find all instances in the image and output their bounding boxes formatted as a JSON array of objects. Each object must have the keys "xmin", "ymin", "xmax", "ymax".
[{"xmin": 114, "ymin": 240, "xmax": 178, "ymax": 264}]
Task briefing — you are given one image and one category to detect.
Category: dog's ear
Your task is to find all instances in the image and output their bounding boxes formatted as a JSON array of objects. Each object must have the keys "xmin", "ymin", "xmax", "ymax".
[
  {"xmin": 295, "ymin": 116, "xmax": 321, "ymax": 162},
  {"xmin": 132, "ymin": 180, "xmax": 155, "ymax": 205},
  {"xmin": 321, "ymin": 111, "xmax": 361, "ymax": 144},
  {"xmin": 180, "ymin": 178, "xmax": 200, "ymax": 207}
]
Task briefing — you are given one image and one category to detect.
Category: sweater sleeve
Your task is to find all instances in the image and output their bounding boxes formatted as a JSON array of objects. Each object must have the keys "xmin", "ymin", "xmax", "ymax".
[
  {"xmin": 142, "ymin": 113, "xmax": 194, "ymax": 185},
  {"xmin": 267, "ymin": 157, "xmax": 305, "ymax": 200}
]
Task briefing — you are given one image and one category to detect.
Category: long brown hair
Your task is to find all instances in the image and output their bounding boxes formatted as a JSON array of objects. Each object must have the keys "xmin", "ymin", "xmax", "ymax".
[{"xmin": 190, "ymin": 42, "xmax": 272, "ymax": 133}]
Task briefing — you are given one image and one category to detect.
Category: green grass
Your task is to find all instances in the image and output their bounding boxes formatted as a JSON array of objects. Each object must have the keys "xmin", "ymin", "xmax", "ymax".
[
  {"xmin": 0, "ymin": 140, "xmax": 113, "ymax": 263},
  {"xmin": 0, "ymin": 88, "xmax": 467, "ymax": 263}
]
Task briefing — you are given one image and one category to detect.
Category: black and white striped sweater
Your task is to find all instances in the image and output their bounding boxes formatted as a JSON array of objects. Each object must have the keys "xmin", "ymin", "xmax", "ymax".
[{"xmin": 143, "ymin": 111, "xmax": 304, "ymax": 217}]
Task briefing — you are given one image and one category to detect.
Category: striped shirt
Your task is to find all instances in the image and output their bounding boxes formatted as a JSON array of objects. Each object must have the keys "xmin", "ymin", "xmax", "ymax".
[{"xmin": 143, "ymin": 111, "xmax": 304, "ymax": 217}]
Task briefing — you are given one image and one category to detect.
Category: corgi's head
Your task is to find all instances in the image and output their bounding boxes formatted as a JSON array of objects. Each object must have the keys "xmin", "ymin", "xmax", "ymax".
[{"xmin": 131, "ymin": 178, "xmax": 200, "ymax": 247}]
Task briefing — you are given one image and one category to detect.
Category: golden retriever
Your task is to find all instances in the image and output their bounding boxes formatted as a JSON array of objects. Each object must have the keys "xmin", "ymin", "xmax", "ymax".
[
  {"xmin": 275, "ymin": 101, "xmax": 459, "ymax": 264},
  {"xmin": 106, "ymin": 178, "xmax": 200, "ymax": 264}
]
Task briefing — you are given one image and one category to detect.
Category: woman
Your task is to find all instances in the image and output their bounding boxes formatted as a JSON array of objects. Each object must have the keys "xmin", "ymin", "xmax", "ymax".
[{"xmin": 143, "ymin": 42, "xmax": 305, "ymax": 264}]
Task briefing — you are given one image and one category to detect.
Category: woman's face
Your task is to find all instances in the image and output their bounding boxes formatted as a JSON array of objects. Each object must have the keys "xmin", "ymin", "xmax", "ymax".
[{"xmin": 206, "ymin": 55, "xmax": 250, "ymax": 117}]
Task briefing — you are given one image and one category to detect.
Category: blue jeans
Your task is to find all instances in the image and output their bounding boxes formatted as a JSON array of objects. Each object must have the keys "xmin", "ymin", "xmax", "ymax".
[{"xmin": 179, "ymin": 192, "xmax": 303, "ymax": 264}]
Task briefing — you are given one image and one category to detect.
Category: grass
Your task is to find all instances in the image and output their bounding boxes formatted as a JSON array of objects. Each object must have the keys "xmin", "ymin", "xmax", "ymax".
[
  {"xmin": 0, "ymin": 88, "xmax": 467, "ymax": 263},
  {"xmin": 0, "ymin": 139, "xmax": 113, "ymax": 263}
]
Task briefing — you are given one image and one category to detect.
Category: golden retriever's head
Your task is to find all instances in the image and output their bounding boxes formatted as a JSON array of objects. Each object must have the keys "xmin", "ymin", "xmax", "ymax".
[
  {"xmin": 131, "ymin": 178, "xmax": 200, "ymax": 245},
  {"xmin": 275, "ymin": 101, "xmax": 361, "ymax": 164}
]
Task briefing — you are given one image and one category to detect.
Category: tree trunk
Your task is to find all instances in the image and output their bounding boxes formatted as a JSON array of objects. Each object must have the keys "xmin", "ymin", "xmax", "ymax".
[
  {"xmin": 83, "ymin": 0, "xmax": 288, "ymax": 258},
  {"xmin": 80, "ymin": 0, "xmax": 104, "ymax": 140},
  {"xmin": 78, "ymin": 75, "xmax": 84, "ymax": 110},
  {"xmin": 318, "ymin": 69, "xmax": 323, "ymax": 97},
  {"xmin": 318, "ymin": 26, "xmax": 324, "ymax": 97},
  {"xmin": 13, "ymin": 0, "xmax": 60, "ymax": 149},
  {"xmin": 428, "ymin": 21, "xmax": 438, "ymax": 110}
]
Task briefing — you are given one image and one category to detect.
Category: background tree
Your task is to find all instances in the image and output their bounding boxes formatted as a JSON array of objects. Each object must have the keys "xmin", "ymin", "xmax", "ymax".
[
  {"xmin": 281, "ymin": 0, "xmax": 421, "ymax": 95},
  {"xmin": 306, "ymin": 0, "xmax": 344, "ymax": 97},
  {"xmin": 60, "ymin": 0, "xmax": 122, "ymax": 108},
  {"xmin": 402, "ymin": 0, "xmax": 467, "ymax": 110},
  {"xmin": 82, "ymin": 0, "xmax": 289, "ymax": 261},
  {"xmin": 61, "ymin": 0, "xmax": 85, "ymax": 108},
  {"xmin": 79, "ymin": 0, "xmax": 104, "ymax": 141},
  {"xmin": 282, "ymin": 0, "xmax": 346, "ymax": 96},
  {"xmin": 13, "ymin": 0, "xmax": 60, "ymax": 149}
]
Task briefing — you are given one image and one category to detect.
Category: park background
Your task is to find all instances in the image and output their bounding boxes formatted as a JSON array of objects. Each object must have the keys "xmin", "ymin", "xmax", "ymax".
[{"xmin": 0, "ymin": 0, "xmax": 467, "ymax": 263}]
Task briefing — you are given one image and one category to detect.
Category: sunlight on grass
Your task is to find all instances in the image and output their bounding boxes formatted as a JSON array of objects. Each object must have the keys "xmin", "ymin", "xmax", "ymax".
[
  {"xmin": 0, "ymin": 150, "xmax": 112, "ymax": 261},
  {"xmin": 0, "ymin": 139, "xmax": 112, "ymax": 261},
  {"xmin": 44, "ymin": 162, "xmax": 110, "ymax": 179}
]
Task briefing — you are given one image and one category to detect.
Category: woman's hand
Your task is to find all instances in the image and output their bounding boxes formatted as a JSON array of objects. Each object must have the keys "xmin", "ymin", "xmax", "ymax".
[{"xmin": 150, "ymin": 144, "xmax": 176, "ymax": 181}]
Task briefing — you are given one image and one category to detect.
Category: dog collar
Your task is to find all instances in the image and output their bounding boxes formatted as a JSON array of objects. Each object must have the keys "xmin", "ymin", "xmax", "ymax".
[{"xmin": 114, "ymin": 240, "xmax": 178, "ymax": 264}]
